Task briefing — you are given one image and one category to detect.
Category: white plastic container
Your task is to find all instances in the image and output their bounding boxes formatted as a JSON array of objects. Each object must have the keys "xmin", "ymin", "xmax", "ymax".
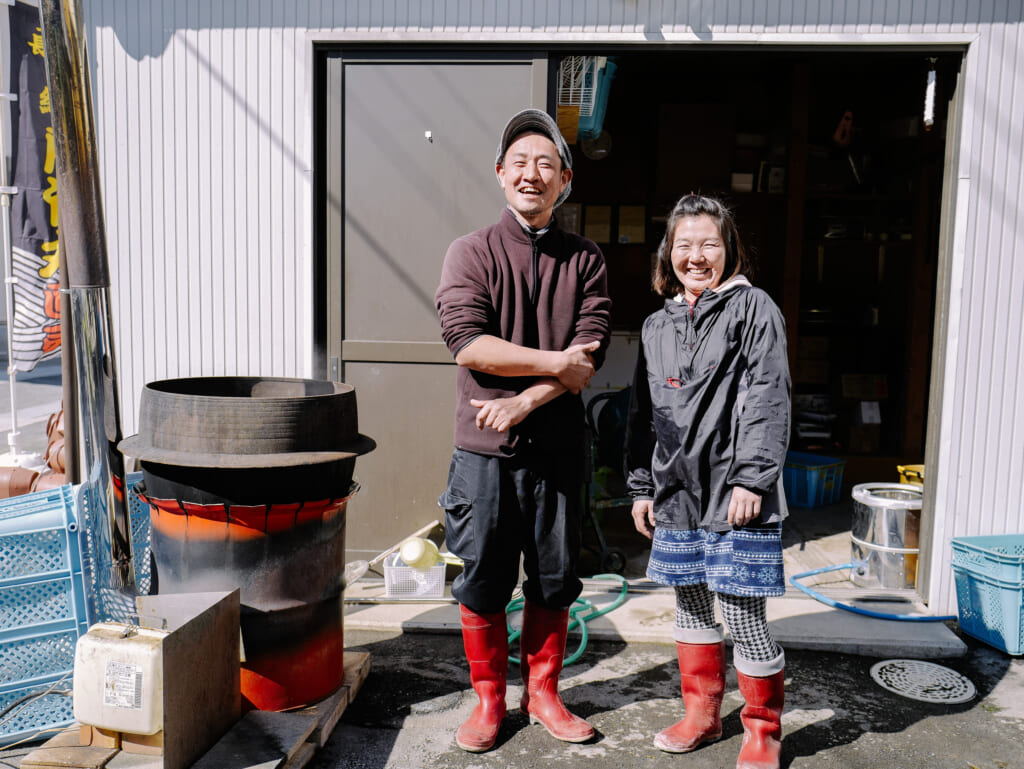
[
  {"xmin": 383, "ymin": 552, "xmax": 446, "ymax": 598},
  {"xmin": 73, "ymin": 622, "xmax": 169, "ymax": 734}
]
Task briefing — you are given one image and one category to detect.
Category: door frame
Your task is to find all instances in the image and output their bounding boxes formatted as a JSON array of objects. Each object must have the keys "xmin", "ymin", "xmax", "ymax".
[
  {"xmin": 310, "ymin": 41, "xmax": 967, "ymax": 600},
  {"xmin": 314, "ymin": 47, "xmax": 548, "ymax": 383}
]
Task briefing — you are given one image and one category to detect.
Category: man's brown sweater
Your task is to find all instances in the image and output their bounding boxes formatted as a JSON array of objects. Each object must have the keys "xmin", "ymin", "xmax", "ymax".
[{"xmin": 435, "ymin": 208, "xmax": 612, "ymax": 456}]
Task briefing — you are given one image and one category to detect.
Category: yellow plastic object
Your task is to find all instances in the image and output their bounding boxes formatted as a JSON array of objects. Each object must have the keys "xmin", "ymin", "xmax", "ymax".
[
  {"xmin": 897, "ymin": 464, "xmax": 925, "ymax": 486},
  {"xmin": 399, "ymin": 537, "xmax": 442, "ymax": 570},
  {"xmin": 398, "ymin": 537, "xmax": 463, "ymax": 571}
]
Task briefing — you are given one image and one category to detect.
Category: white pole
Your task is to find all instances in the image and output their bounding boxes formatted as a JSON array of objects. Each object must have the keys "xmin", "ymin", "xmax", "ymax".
[{"xmin": 0, "ymin": 90, "xmax": 24, "ymax": 462}]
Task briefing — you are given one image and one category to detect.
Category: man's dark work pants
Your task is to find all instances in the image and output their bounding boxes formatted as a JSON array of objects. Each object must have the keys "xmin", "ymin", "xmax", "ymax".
[{"xmin": 439, "ymin": 445, "xmax": 585, "ymax": 614}]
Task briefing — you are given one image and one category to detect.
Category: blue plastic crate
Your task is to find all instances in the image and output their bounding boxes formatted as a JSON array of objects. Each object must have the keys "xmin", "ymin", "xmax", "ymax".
[
  {"xmin": 0, "ymin": 680, "xmax": 74, "ymax": 748},
  {"xmin": 577, "ymin": 58, "xmax": 618, "ymax": 141},
  {"xmin": 952, "ymin": 534, "xmax": 1024, "ymax": 585},
  {"xmin": 0, "ymin": 475, "xmax": 151, "ymax": 746},
  {"xmin": 952, "ymin": 565, "xmax": 1024, "ymax": 656},
  {"xmin": 127, "ymin": 471, "xmax": 152, "ymax": 595},
  {"xmin": 782, "ymin": 451, "xmax": 846, "ymax": 508},
  {"xmin": 0, "ymin": 485, "xmax": 84, "ymax": 747},
  {"xmin": 74, "ymin": 472, "xmax": 151, "ymax": 624}
]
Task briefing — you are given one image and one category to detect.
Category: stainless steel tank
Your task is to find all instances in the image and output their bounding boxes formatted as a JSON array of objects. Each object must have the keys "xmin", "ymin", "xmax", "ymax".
[{"xmin": 850, "ymin": 482, "xmax": 923, "ymax": 590}]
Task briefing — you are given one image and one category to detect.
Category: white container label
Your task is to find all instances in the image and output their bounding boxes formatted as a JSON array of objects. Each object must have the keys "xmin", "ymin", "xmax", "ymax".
[{"xmin": 103, "ymin": 660, "xmax": 144, "ymax": 710}]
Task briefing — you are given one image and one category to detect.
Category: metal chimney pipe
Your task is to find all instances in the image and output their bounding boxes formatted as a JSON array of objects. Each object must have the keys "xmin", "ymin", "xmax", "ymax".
[{"xmin": 38, "ymin": 0, "xmax": 135, "ymax": 605}]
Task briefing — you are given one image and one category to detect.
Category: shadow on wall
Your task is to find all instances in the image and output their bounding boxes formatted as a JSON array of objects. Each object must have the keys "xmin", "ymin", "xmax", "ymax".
[{"xmin": 94, "ymin": 4, "xmax": 1024, "ymax": 61}]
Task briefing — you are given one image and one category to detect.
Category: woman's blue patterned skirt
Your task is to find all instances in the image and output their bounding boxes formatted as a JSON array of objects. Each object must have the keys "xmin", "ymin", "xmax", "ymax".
[{"xmin": 647, "ymin": 525, "xmax": 786, "ymax": 597}]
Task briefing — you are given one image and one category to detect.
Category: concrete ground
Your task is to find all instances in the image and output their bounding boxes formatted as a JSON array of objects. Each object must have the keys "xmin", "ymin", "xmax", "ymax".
[
  {"xmin": 3, "ymin": 620, "xmax": 1021, "ymax": 769},
  {"xmin": 0, "ymin": 357, "xmax": 63, "ymax": 467},
  {"xmin": 312, "ymin": 627, "xmax": 1023, "ymax": 769},
  {"xmin": 309, "ymin": 497, "xmax": 1022, "ymax": 769}
]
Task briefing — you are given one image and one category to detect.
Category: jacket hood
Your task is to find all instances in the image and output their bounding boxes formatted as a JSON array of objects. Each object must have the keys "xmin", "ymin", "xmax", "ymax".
[
  {"xmin": 714, "ymin": 274, "xmax": 752, "ymax": 294},
  {"xmin": 667, "ymin": 274, "xmax": 752, "ymax": 316}
]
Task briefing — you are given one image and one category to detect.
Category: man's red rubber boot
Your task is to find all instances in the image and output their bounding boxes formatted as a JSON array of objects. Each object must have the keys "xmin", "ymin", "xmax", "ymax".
[
  {"xmin": 653, "ymin": 640, "xmax": 726, "ymax": 752},
  {"xmin": 455, "ymin": 605, "xmax": 508, "ymax": 752},
  {"xmin": 518, "ymin": 602, "xmax": 594, "ymax": 743},
  {"xmin": 736, "ymin": 669, "xmax": 785, "ymax": 769}
]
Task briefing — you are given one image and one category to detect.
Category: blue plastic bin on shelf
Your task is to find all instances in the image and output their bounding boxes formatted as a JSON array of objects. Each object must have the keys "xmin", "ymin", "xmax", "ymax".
[
  {"xmin": 952, "ymin": 564, "xmax": 1024, "ymax": 656},
  {"xmin": 952, "ymin": 534, "xmax": 1024, "ymax": 584},
  {"xmin": 782, "ymin": 451, "xmax": 846, "ymax": 508}
]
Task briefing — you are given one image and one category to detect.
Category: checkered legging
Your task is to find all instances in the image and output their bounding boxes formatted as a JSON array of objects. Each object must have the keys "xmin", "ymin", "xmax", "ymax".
[{"xmin": 674, "ymin": 584, "xmax": 781, "ymax": 662}]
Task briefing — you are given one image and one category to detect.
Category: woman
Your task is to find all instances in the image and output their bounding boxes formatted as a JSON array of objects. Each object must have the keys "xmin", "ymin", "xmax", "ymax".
[{"xmin": 625, "ymin": 194, "xmax": 791, "ymax": 769}]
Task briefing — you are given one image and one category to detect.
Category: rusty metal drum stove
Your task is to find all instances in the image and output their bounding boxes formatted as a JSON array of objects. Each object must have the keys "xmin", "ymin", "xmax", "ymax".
[{"xmin": 119, "ymin": 377, "xmax": 375, "ymax": 711}]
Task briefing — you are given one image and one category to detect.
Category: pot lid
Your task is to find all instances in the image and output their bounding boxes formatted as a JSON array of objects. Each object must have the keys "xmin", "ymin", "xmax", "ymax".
[{"xmin": 118, "ymin": 376, "xmax": 376, "ymax": 469}]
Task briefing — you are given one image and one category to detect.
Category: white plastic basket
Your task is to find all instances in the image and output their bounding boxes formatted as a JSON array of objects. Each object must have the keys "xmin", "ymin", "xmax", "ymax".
[
  {"xmin": 383, "ymin": 552, "xmax": 445, "ymax": 599},
  {"xmin": 557, "ymin": 55, "xmax": 601, "ymax": 117}
]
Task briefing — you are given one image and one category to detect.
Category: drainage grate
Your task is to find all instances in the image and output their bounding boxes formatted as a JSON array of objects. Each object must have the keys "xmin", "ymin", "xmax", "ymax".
[{"xmin": 869, "ymin": 659, "xmax": 976, "ymax": 704}]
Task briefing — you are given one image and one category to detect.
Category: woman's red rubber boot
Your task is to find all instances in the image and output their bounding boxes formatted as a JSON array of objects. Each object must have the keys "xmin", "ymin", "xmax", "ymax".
[
  {"xmin": 654, "ymin": 640, "xmax": 726, "ymax": 752},
  {"xmin": 736, "ymin": 669, "xmax": 785, "ymax": 769}
]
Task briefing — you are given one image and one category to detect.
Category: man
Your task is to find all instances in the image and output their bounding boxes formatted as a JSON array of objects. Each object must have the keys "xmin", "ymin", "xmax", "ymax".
[{"xmin": 435, "ymin": 108, "xmax": 612, "ymax": 752}]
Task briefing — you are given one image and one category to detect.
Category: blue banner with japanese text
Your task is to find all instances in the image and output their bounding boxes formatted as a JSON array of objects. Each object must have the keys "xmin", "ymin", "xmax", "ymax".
[{"xmin": 7, "ymin": 0, "xmax": 61, "ymax": 372}]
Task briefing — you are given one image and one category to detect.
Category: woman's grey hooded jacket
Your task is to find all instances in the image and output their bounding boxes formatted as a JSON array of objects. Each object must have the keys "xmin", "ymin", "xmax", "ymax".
[{"xmin": 625, "ymin": 276, "xmax": 791, "ymax": 532}]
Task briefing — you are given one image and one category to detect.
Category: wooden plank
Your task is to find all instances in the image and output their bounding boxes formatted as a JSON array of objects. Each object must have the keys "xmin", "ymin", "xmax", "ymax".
[
  {"xmin": 302, "ymin": 686, "xmax": 348, "ymax": 750},
  {"xmin": 105, "ymin": 753, "xmax": 162, "ymax": 768},
  {"xmin": 303, "ymin": 651, "xmax": 371, "ymax": 747},
  {"xmin": 23, "ymin": 652, "xmax": 371, "ymax": 769},
  {"xmin": 19, "ymin": 726, "xmax": 118, "ymax": 769},
  {"xmin": 120, "ymin": 730, "xmax": 163, "ymax": 756},
  {"xmin": 342, "ymin": 651, "xmax": 371, "ymax": 698},
  {"xmin": 281, "ymin": 742, "xmax": 316, "ymax": 769},
  {"xmin": 137, "ymin": 591, "xmax": 241, "ymax": 769},
  {"xmin": 79, "ymin": 725, "xmax": 122, "ymax": 750},
  {"xmin": 190, "ymin": 711, "xmax": 316, "ymax": 769}
]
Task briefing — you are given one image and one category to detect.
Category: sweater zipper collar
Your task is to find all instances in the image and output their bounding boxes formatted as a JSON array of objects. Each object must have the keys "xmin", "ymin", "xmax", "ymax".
[
  {"xmin": 507, "ymin": 208, "xmax": 552, "ymax": 306},
  {"xmin": 530, "ymin": 236, "xmax": 540, "ymax": 304}
]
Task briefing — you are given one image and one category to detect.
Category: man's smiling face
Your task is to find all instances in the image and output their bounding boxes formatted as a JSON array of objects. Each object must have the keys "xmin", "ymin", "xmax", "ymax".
[{"xmin": 496, "ymin": 132, "xmax": 572, "ymax": 228}]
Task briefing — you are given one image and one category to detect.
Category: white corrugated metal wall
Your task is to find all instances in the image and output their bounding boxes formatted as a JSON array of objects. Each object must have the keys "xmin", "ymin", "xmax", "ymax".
[
  {"xmin": 81, "ymin": 1, "xmax": 1022, "ymax": 615},
  {"xmin": 929, "ymin": 15, "xmax": 1024, "ymax": 614}
]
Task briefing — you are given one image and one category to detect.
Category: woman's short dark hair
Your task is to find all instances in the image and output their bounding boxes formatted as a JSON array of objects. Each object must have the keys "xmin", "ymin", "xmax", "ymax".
[{"xmin": 653, "ymin": 194, "xmax": 750, "ymax": 298}]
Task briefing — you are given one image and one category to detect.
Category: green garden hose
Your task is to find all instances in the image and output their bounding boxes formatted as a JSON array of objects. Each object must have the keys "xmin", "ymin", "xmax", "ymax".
[{"xmin": 505, "ymin": 573, "xmax": 630, "ymax": 666}]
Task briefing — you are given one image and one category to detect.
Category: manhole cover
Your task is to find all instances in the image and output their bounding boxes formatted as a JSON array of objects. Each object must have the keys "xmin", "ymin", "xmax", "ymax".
[{"xmin": 869, "ymin": 659, "xmax": 976, "ymax": 704}]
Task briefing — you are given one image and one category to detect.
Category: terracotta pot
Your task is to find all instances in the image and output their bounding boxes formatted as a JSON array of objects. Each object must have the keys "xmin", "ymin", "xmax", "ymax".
[
  {"xmin": 32, "ymin": 471, "xmax": 67, "ymax": 491},
  {"xmin": 46, "ymin": 408, "xmax": 64, "ymax": 440},
  {"xmin": 0, "ymin": 466, "xmax": 40, "ymax": 498},
  {"xmin": 46, "ymin": 436, "xmax": 66, "ymax": 473}
]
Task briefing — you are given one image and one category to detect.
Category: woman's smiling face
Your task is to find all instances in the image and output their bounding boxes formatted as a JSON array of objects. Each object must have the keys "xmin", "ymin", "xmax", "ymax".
[{"xmin": 670, "ymin": 214, "xmax": 727, "ymax": 302}]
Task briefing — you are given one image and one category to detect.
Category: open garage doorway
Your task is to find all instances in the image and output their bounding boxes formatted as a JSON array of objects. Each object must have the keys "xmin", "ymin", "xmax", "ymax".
[
  {"xmin": 558, "ymin": 48, "xmax": 960, "ymax": 588},
  {"xmin": 562, "ymin": 48, "xmax": 960, "ymax": 482},
  {"xmin": 316, "ymin": 45, "xmax": 961, "ymax": 592}
]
